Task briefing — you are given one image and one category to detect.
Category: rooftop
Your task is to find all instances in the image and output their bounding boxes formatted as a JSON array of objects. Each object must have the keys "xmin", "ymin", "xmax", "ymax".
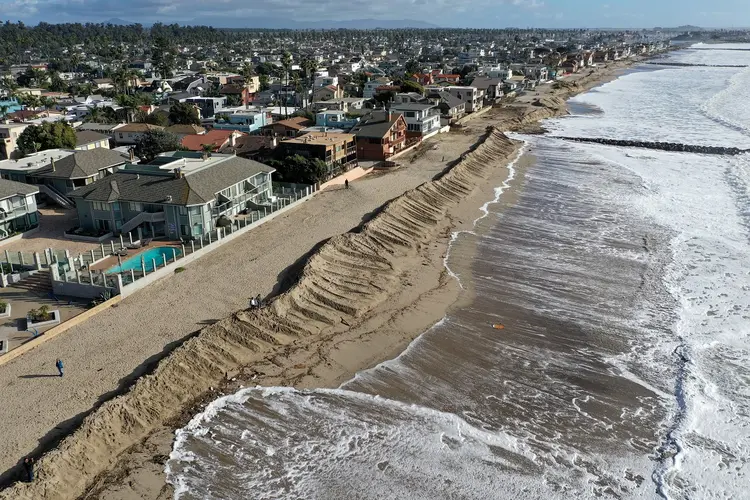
[
  {"xmin": 181, "ymin": 129, "xmax": 245, "ymax": 151},
  {"xmin": 0, "ymin": 149, "xmax": 74, "ymax": 173},
  {"xmin": 390, "ymin": 102, "xmax": 438, "ymax": 111},
  {"xmin": 283, "ymin": 131, "xmax": 354, "ymax": 146},
  {"xmin": 34, "ymin": 148, "xmax": 129, "ymax": 180},
  {"xmin": 71, "ymin": 153, "xmax": 274, "ymax": 206},
  {"xmin": 75, "ymin": 130, "xmax": 110, "ymax": 147},
  {"xmin": 0, "ymin": 179, "xmax": 39, "ymax": 201}
]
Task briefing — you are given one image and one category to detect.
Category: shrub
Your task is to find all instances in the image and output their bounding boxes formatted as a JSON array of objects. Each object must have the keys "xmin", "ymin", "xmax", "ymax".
[
  {"xmin": 174, "ymin": 267, "xmax": 185, "ymax": 274},
  {"xmin": 0, "ymin": 300, "xmax": 7, "ymax": 313}
]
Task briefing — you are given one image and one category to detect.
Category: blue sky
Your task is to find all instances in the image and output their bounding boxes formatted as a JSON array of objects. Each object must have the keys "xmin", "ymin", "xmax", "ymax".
[{"xmin": 1, "ymin": 0, "xmax": 748, "ymax": 28}]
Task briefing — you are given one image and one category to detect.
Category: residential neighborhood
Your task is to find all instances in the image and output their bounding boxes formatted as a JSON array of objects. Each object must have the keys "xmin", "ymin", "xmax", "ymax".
[{"xmin": 0, "ymin": 22, "xmax": 675, "ymax": 355}]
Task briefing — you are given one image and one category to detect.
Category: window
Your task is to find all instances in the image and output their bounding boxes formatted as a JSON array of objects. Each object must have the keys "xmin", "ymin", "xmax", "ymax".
[
  {"xmin": 405, "ymin": 111, "xmax": 415, "ymax": 118},
  {"xmin": 177, "ymin": 206, "xmax": 187, "ymax": 215},
  {"xmin": 192, "ymin": 223, "xmax": 203, "ymax": 236},
  {"xmin": 129, "ymin": 202, "xmax": 142, "ymax": 211},
  {"xmin": 95, "ymin": 219, "xmax": 111, "ymax": 231},
  {"xmin": 189, "ymin": 206, "xmax": 202, "ymax": 216},
  {"xmin": 92, "ymin": 201, "xmax": 108, "ymax": 211}
]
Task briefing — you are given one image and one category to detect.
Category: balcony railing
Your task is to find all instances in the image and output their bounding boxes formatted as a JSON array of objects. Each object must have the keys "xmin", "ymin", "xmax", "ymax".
[{"xmin": 213, "ymin": 183, "xmax": 270, "ymax": 217}]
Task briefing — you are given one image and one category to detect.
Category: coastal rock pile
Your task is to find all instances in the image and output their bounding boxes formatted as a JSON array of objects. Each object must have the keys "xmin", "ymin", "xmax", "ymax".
[
  {"xmin": 2, "ymin": 130, "xmax": 519, "ymax": 500},
  {"xmin": 556, "ymin": 136, "xmax": 749, "ymax": 155},
  {"xmin": 645, "ymin": 61, "xmax": 748, "ymax": 68}
]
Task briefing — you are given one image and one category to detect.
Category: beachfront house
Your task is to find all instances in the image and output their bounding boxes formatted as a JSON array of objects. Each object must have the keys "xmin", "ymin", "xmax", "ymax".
[
  {"xmin": 279, "ymin": 132, "xmax": 357, "ymax": 178},
  {"xmin": 69, "ymin": 151, "xmax": 275, "ymax": 240},
  {"xmin": 351, "ymin": 111, "xmax": 407, "ymax": 161},
  {"xmin": 389, "ymin": 102, "xmax": 441, "ymax": 139},
  {"xmin": 0, "ymin": 179, "xmax": 39, "ymax": 239}
]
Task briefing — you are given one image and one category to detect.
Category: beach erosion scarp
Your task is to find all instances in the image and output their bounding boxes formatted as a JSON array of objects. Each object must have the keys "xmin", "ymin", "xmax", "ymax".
[{"xmin": 1, "ymin": 128, "xmax": 519, "ymax": 500}]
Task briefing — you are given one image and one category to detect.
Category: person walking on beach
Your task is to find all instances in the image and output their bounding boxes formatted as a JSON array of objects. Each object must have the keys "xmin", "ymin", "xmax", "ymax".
[
  {"xmin": 250, "ymin": 296, "xmax": 258, "ymax": 309},
  {"xmin": 344, "ymin": 179, "xmax": 349, "ymax": 189},
  {"xmin": 255, "ymin": 294, "xmax": 262, "ymax": 308},
  {"xmin": 55, "ymin": 358, "xmax": 64, "ymax": 377},
  {"xmin": 23, "ymin": 457, "xmax": 34, "ymax": 482}
]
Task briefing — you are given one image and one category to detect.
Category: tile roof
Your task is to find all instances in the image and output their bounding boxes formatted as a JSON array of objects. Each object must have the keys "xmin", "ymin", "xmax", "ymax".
[
  {"xmin": 35, "ymin": 148, "xmax": 128, "ymax": 179},
  {"xmin": 70, "ymin": 156, "xmax": 274, "ymax": 206},
  {"xmin": 181, "ymin": 129, "xmax": 245, "ymax": 151},
  {"xmin": 0, "ymin": 179, "xmax": 39, "ymax": 200},
  {"xmin": 75, "ymin": 130, "xmax": 110, "ymax": 146}
]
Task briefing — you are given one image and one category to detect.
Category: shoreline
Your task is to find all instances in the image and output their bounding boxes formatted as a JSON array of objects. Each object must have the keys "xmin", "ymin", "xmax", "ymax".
[{"xmin": 0, "ymin": 55, "xmax": 650, "ymax": 500}]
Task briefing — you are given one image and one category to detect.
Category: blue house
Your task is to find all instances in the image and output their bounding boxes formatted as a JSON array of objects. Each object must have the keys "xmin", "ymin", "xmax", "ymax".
[
  {"xmin": 315, "ymin": 110, "xmax": 359, "ymax": 131},
  {"xmin": 0, "ymin": 98, "xmax": 23, "ymax": 116},
  {"xmin": 213, "ymin": 110, "xmax": 270, "ymax": 134}
]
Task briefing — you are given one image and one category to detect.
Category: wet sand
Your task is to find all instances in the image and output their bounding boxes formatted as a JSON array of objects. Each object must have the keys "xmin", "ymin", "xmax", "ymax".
[{"xmin": 0, "ymin": 56, "xmax": 651, "ymax": 500}]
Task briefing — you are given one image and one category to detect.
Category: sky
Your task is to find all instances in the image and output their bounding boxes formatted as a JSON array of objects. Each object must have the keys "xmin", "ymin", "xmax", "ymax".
[{"xmin": 1, "ymin": 0, "xmax": 749, "ymax": 28}]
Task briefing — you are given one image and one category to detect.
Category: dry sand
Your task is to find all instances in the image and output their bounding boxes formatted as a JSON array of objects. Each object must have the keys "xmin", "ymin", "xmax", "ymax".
[{"xmin": 0, "ymin": 57, "xmax": 644, "ymax": 500}]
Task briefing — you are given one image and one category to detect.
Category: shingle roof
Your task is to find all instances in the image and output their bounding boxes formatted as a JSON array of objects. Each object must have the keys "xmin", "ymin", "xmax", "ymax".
[
  {"xmin": 0, "ymin": 179, "xmax": 39, "ymax": 201},
  {"xmin": 269, "ymin": 117, "xmax": 314, "ymax": 131},
  {"xmin": 470, "ymin": 76, "xmax": 504, "ymax": 90},
  {"xmin": 116, "ymin": 123, "xmax": 164, "ymax": 133},
  {"xmin": 165, "ymin": 124, "xmax": 206, "ymax": 135},
  {"xmin": 70, "ymin": 156, "xmax": 274, "ymax": 206},
  {"xmin": 75, "ymin": 130, "xmax": 110, "ymax": 146},
  {"xmin": 35, "ymin": 149, "xmax": 128, "ymax": 180},
  {"xmin": 351, "ymin": 111, "xmax": 402, "ymax": 139}
]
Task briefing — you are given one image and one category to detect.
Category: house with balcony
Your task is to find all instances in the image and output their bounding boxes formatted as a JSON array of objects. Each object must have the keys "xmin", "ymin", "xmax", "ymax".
[
  {"xmin": 390, "ymin": 102, "xmax": 441, "ymax": 139},
  {"xmin": 0, "ymin": 179, "xmax": 39, "ymax": 239},
  {"xmin": 426, "ymin": 91, "xmax": 466, "ymax": 123},
  {"xmin": 69, "ymin": 151, "xmax": 275, "ymax": 240},
  {"xmin": 469, "ymin": 76, "xmax": 505, "ymax": 102},
  {"xmin": 441, "ymin": 86, "xmax": 485, "ymax": 113},
  {"xmin": 180, "ymin": 96, "xmax": 227, "ymax": 119},
  {"xmin": 279, "ymin": 132, "xmax": 357, "ymax": 179},
  {"xmin": 351, "ymin": 111, "xmax": 407, "ymax": 161}
]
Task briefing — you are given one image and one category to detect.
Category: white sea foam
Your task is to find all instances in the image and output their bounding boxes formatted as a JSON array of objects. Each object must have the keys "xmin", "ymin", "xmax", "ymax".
[
  {"xmin": 168, "ymin": 45, "xmax": 750, "ymax": 500},
  {"xmin": 442, "ymin": 141, "xmax": 527, "ymax": 287}
]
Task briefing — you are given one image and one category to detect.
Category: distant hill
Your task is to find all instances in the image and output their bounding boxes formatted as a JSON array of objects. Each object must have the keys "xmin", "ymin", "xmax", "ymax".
[
  {"xmin": 183, "ymin": 17, "xmax": 440, "ymax": 29},
  {"xmin": 654, "ymin": 25, "xmax": 705, "ymax": 32},
  {"xmin": 103, "ymin": 18, "xmax": 137, "ymax": 25}
]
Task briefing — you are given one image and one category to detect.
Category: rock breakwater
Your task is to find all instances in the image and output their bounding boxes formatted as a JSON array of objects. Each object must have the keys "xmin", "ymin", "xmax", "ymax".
[
  {"xmin": 1, "ymin": 129, "xmax": 519, "ymax": 500},
  {"xmin": 556, "ymin": 136, "xmax": 749, "ymax": 155}
]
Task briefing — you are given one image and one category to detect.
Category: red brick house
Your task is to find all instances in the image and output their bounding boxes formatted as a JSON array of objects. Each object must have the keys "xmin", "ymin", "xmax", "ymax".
[{"xmin": 351, "ymin": 111, "xmax": 407, "ymax": 161}]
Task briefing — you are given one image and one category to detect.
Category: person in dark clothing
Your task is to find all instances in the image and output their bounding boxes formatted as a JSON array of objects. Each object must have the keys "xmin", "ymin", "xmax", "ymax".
[
  {"xmin": 255, "ymin": 294, "xmax": 262, "ymax": 308},
  {"xmin": 55, "ymin": 358, "xmax": 64, "ymax": 377},
  {"xmin": 23, "ymin": 457, "xmax": 34, "ymax": 482},
  {"xmin": 344, "ymin": 179, "xmax": 349, "ymax": 189}
]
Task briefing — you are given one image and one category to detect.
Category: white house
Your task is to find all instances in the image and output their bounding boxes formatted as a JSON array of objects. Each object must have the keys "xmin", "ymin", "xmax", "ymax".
[
  {"xmin": 441, "ymin": 86, "xmax": 485, "ymax": 113},
  {"xmin": 390, "ymin": 103, "xmax": 441, "ymax": 139}
]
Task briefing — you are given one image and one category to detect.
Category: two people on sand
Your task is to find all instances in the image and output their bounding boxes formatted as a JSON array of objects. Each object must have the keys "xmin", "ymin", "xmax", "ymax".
[{"xmin": 249, "ymin": 294, "xmax": 262, "ymax": 309}]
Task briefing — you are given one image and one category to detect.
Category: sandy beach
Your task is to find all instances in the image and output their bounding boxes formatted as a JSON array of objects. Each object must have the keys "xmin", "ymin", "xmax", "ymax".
[{"xmin": 0, "ymin": 57, "xmax": 645, "ymax": 500}]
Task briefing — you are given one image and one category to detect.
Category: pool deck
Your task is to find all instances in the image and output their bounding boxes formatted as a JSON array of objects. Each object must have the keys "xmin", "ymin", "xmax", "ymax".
[{"xmin": 89, "ymin": 242, "xmax": 183, "ymax": 273}]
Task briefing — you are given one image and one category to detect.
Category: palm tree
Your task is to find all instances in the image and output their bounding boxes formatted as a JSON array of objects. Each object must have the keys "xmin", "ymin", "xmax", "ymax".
[
  {"xmin": 301, "ymin": 58, "xmax": 318, "ymax": 110},
  {"xmin": 200, "ymin": 143, "xmax": 216, "ymax": 159},
  {"xmin": 0, "ymin": 105, "xmax": 9, "ymax": 121},
  {"xmin": 85, "ymin": 106, "xmax": 103, "ymax": 123},
  {"xmin": 241, "ymin": 62, "xmax": 255, "ymax": 108},
  {"xmin": 281, "ymin": 51, "xmax": 292, "ymax": 118}
]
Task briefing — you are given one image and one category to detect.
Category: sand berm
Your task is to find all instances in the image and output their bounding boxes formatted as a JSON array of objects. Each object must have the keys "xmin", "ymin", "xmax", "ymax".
[
  {"xmin": 4, "ymin": 128, "xmax": 520, "ymax": 499},
  {"xmin": 1, "ymin": 55, "xmax": 648, "ymax": 499}
]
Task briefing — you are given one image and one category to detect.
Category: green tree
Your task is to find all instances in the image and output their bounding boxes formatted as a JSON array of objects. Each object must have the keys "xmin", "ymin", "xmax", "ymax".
[
  {"xmin": 268, "ymin": 154, "xmax": 328, "ymax": 185},
  {"xmin": 133, "ymin": 129, "xmax": 181, "ymax": 163},
  {"xmin": 373, "ymin": 91, "xmax": 395, "ymax": 106},
  {"xmin": 404, "ymin": 60, "xmax": 421, "ymax": 76},
  {"xmin": 151, "ymin": 34, "xmax": 177, "ymax": 79},
  {"xmin": 259, "ymin": 74, "xmax": 270, "ymax": 91},
  {"xmin": 16, "ymin": 122, "xmax": 77, "ymax": 155},
  {"xmin": 400, "ymin": 80, "xmax": 424, "ymax": 95},
  {"xmin": 168, "ymin": 102, "xmax": 200, "ymax": 125},
  {"xmin": 144, "ymin": 112, "xmax": 169, "ymax": 127}
]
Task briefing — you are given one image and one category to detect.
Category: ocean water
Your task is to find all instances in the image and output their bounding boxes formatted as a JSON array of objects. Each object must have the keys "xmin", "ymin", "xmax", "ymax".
[{"xmin": 166, "ymin": 45, "xmax": 750, "ymax": 500}]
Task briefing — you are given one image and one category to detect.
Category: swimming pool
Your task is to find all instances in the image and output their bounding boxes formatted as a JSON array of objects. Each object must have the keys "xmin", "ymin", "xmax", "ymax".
[{"xmin": 106, "ymin": 246, "xmax": 182, "ymax": 274}]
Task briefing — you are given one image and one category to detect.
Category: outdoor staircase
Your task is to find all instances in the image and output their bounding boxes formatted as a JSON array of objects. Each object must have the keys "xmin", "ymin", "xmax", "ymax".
[
  {"xmin": 38, "ymin": 184, "xmax": 75, "ymax": 209},
  {"xmin": 120, "ymin": 211, "xmax": 165, "ymax": 235},
  {"xmin": 12, "ymin": 270, "xmax": 53, "ymax": 297}
]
